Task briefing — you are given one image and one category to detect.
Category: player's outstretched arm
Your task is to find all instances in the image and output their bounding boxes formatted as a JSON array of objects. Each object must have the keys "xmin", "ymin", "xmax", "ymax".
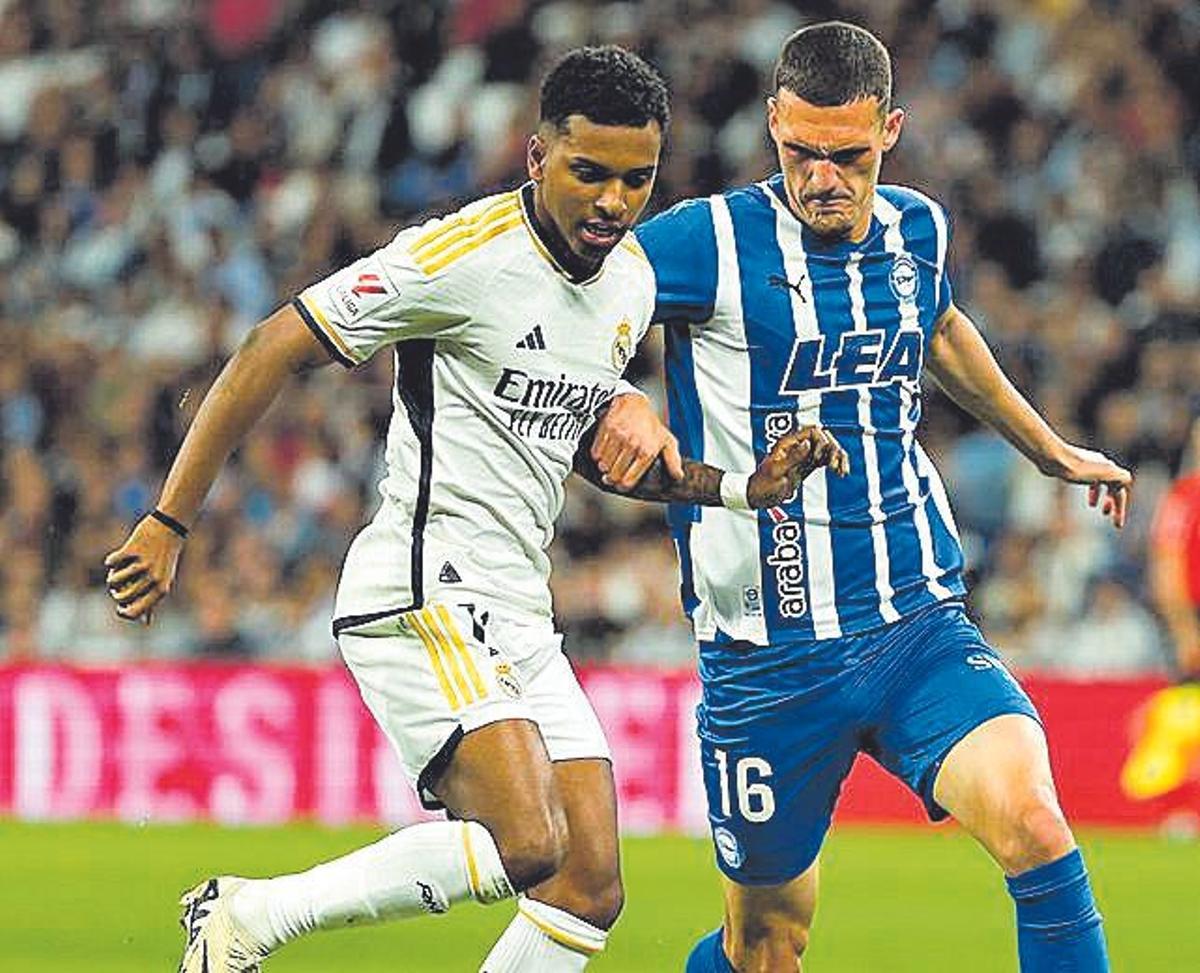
[
  {"xmin": 928, "ymin": 303, "xmax": 1132, "ymax": 528},
  {"xmin": 104, "ymin": 304, "xmax": 335, "ymax": 622},
  {"xmin": 575, "ymin": 422, "xmax": 848, "ymax": 508}
]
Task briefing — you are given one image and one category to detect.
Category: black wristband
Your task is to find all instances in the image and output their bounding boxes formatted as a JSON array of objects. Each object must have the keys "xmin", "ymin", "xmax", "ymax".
[{"xmin": 150, "ymin": 508, "xmax": 190, "ymax": 539}]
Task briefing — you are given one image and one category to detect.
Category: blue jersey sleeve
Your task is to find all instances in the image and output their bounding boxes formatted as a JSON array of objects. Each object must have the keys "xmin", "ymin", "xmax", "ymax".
[{"xmin": 634, "ymin": 198, "xmax": 718, "ymax": 324}]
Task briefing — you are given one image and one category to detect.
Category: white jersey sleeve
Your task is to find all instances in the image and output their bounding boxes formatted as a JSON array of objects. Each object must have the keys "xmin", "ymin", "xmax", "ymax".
[{"xmin": 294, "ymin": 221, "xmax": 485, "ymax": 367}]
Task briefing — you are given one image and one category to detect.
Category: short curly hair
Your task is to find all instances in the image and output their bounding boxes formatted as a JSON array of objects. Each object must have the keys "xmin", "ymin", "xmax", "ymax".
[
  {"xmin": 775, "ymin": 21, "xmax": 892, "ymax": 110},
  {"xmin": 540, "ymin": 45, "xmax": 670, "ymax": 132}
]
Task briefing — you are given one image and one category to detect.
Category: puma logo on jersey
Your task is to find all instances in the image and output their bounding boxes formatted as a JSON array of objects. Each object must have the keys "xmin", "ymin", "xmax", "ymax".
[
  {"xmin": 516, "ymin": 325, "xmax": 547, "ymax": 350},
  {"xmin": 779, "ymin": 328, "xmax": 923, "ymax": 394},
  {"xmin": 768, "ymin": 273, "xmax": 807, "ymax": 302}
]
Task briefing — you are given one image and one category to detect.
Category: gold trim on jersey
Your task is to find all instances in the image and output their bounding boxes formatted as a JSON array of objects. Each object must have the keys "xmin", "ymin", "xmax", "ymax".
[
  {"xmin": 412, "ymin": 196, "xmax": 519, "ymax": 259},
  {"xmin": 407, "ymin": 611, "xmax": 460, "ymax": 711},
  {"xmin": 620, "ymin": 234, "xmax": 650, "ymax": 264},
  {"xmin": 410, "ymin": 195, "xmax": 522, "ymax": 275},
  {"xmin": 420, "ymin": 214, "xmax": 523, "ymax": 276},
  {"xmin": 517, "ymin": 902, "xmax": 602, "ymax": 955},
  {"xmin": 298, "ymin": 293, "xmax": 357, "ymax": 362}
]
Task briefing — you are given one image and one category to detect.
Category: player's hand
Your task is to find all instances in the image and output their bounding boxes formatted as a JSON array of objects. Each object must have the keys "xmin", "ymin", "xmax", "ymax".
[
  {"xmin": 1045, "ymin": 443, "xmax": 1133, "ymax": 529},
  {"xmin": 103, "ymin": 514, "xmax": 187, "ymax": 623},
  {"xmin": 591, "ymin": 393, "xmax": 683, "ymax": 491},
  {"xmin": 748, "ymin": 426, "xmax": 849, "ymax": 508}
]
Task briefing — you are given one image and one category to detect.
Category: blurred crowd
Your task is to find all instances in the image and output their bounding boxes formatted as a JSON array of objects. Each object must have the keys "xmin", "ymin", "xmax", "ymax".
[{"xmin": 1, "ymin": 0, "xmax": 1197, "ymax": 673}]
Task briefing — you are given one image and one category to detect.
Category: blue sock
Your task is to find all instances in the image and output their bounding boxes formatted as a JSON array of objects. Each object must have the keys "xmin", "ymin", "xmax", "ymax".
[
  {"xmin": 1005, "ymin": 848, "xmax": 1110, "ymax": 971},
  {"xmin": 685, "ymin": 928, "xmax": 735, "ymax": 972}
]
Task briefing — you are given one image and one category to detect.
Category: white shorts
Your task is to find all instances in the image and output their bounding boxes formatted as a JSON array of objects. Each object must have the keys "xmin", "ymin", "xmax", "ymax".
[{"xmin": 338, "ymin": 601, "xmax": 610, "ymax": 808}]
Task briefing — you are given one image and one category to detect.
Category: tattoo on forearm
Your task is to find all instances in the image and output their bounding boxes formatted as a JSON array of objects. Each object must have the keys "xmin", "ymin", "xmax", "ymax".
[{"xmin": 628, "ymin": 455, "xmax": 724, "ymax": 504}]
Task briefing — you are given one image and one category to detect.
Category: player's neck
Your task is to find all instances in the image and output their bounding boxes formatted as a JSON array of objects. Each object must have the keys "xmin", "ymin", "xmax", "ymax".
[{"xmin": 523, "ymin": 183, "xmax": 602, "ymax": 283}]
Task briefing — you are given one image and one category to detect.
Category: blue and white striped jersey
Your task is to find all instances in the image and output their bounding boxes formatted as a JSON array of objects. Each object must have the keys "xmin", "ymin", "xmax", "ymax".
[{"xmin": 635, "ymin": 175, "xmax": 966, "ymax": 645}]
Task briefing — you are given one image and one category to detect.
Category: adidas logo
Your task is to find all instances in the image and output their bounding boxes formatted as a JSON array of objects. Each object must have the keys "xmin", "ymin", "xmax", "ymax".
[
  {"xmin": 439, "ymin": 561, "xmax": 462, "ymax": 583},
  {"xmin": 515, "ymin": 325, "xmax": 546, "ymax": 350}
]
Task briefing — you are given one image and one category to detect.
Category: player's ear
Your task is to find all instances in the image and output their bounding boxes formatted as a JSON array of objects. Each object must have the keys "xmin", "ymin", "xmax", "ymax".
[
  {"xmin": 527, "ymin": 132, "xmax": 547, "ymax": 182},
  {"xmin": 766, "ymin": 95, "xmax": 780, "ymax": 143},
  {"xmin": 881, "ymin": 106, "xmax": 905, "ymax": 152}
]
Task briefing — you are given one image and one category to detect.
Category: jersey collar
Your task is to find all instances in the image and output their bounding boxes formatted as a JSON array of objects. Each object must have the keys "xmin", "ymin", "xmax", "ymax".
[
  {"xmin": 518, "ymin": 182, "xmax": 605, "ymax": 286},
  {"xmin": 762, "ymin": 173, "xmax": 897, "ymax": 255}
]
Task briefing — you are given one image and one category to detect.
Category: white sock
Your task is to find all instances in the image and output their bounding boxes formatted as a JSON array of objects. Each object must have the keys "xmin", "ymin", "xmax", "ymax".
[
  {"xmin": 230, "ymin": 820, "xmax": 513, "ymax": 953},
  {"xmin": 480, "ymin": 896, "xmax": 608, "ymax": 972}
]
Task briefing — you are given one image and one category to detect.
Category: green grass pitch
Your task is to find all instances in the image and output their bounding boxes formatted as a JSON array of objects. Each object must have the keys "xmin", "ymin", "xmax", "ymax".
[{"xmin": 1, "ymin": 821, "xmax": 1195, "ymax": 971}]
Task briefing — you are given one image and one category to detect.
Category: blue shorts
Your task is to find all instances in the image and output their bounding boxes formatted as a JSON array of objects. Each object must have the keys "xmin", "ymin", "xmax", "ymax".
[{"xmin": 697, "ymin": 601, "xmax": 1040, "ymax": 885}]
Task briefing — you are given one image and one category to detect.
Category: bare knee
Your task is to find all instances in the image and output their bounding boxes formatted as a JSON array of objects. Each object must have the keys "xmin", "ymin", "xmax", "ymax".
[
  {"xmin": 997, "ymin": 794, "xmax": 1075, "ymax": 875},
  {"xmin": 578, "ymin": 870, "xmax": 625, "ymax": 930},
  {"xmin": 563, "ymin": 872, "xmax": 624, "ymax": 930},
  {"xmin": 531, "ymin": 871, "xmax": 624, "ymax": 931},
  {"xmin": 526, "ymin": 845, "xmax": 624, "ymax": 929},
  {"xmin": 728, "ymin": 913, "xmax": 810, "ymax": 970},
  {"xmin": 494, "ymin": 803, "xmax": 570, "ymax": 891}
]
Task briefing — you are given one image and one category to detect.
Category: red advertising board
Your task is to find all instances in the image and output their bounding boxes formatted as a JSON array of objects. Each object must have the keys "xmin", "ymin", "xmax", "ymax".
[{"xmin": 0, "ymin": 664, "xmax": 1194, "ymax": 830}]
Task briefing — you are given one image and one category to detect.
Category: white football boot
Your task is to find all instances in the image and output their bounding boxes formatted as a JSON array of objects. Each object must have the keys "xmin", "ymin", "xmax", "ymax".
[{"xmin": 178, "ymin": 877, "xmax": 268, "ymax": 972}]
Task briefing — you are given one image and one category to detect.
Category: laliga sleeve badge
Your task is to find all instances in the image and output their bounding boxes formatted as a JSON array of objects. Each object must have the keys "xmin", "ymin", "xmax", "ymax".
[
  {"xmin": 611, "ymin": 319, "xmax": 633, "ymax": 370},
  {"xmin": 331, "ymin": 256, "xmax": 395, "ymax": 324}
]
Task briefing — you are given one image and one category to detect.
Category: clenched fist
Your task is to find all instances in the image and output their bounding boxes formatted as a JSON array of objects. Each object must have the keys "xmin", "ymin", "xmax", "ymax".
[{"xmin": 748, "ymin": 426, "xmax": 849, "ymax": 508}]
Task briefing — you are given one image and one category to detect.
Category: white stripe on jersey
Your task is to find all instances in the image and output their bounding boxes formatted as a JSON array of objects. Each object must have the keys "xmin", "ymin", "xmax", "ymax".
[
  {"xmin": 688, "ymin": 195, "xmax": 766, "ymax": 643},
  {"xmin": 915, "ymin": 440, "xmax": 962, "ymax": 544},
  {"xmin": 846, "ymin": 252, "xmax": 901, "ymax": 624},
  {"xmin": 767, "ymin": 185, "xmax": 841, "ymax": 639},
  {"xmin": 875, "ymin": 194, "xmax": 952, "ymax": 600},
  {"xmin": 901, "ymin": 185, "xmax": 950, "ymax": 311}
]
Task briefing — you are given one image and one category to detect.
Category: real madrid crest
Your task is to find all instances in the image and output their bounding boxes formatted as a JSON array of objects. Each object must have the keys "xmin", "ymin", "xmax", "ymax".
[
  {"xmin": 888, "ymin": 254, "xmax": 920, "ymax": 302},
  {"xmin": 495, "ymin": 661, "xmax": 523, "ymax": 699},
  {"xmin": 611, "ymin": 319, "xmax": 633, "ymax": 370}
]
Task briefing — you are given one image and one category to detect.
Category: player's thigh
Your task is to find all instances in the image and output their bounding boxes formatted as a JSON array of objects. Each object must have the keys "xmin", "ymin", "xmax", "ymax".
[
  {"xmin": 868, "ymin": 603, "xmax": 1041, "ymax": 822},
  {"xmin": 698, "ymin": 678, "xmax": 858, "ymax": 886},
  {"xmin": 442, "ymin": 609, "xmax": 613, "ymax": 854},
  {"xmin": 723, "ymin": 859, "xmax": 820, "ymax": 964},
  {"xmin": 339, "ymin": 603, "xmax": 554, "ymax": 819},
  {"xmin": 933, "ymin": 712, "xmax": 1073, "ymax": 872},
  {"xmin": 435, "ymin": 718, "xmax": 560, "ymax": 837}
]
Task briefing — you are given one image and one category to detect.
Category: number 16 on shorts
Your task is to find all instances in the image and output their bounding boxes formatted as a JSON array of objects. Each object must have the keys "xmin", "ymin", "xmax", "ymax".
[{"xmin": 714, "ymin": 749, "xmax": 776, "ymax": 823}]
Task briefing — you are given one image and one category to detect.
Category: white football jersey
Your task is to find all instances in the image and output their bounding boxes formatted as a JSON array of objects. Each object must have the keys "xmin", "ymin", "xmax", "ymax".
[{"xmin": 295, "ymin": 185, "xmax": 656, "ymax": 634}]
